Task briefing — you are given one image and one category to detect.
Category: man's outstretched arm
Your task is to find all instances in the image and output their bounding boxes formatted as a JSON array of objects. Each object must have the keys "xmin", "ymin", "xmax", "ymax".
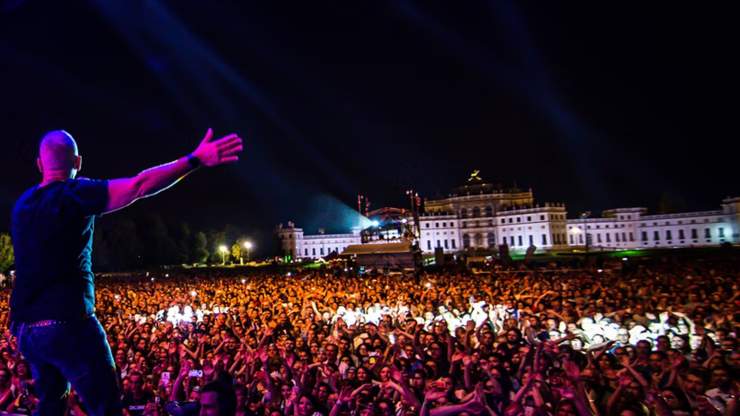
[{"xmin": 104, "ymin": 128, "xmax": 242, "ymax": 214}]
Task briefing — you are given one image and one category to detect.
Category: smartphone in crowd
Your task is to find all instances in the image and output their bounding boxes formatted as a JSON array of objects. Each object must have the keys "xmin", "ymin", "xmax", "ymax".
[{"xmin": 188, "ymin": 369, "xmax": 203, "ymax": 378}]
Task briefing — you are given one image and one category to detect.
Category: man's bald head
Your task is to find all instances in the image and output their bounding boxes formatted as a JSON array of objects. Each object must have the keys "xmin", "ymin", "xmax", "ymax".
[{"xmin": 37, "ymin": 130, "xmax": 82, "ymax": 179}]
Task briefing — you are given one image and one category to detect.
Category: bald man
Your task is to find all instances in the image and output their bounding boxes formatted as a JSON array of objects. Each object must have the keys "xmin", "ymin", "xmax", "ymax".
[{"xmin": 9, "ymin": 129, "xmax": 242, "ymax": 415}]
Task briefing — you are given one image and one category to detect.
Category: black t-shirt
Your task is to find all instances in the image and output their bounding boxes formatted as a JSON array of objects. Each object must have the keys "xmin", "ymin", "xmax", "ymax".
[{"xmin": 10, "ymin": 178, "xmax": 108, "ymax": 322}]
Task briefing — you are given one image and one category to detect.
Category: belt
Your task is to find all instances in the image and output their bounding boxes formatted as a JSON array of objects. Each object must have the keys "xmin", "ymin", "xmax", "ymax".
[
  {"xmin": 26, "ymin": 319, "xmax": 68, "ymax": 328},
  {"xmin": 16, "ymin": 314, "xmax": 95, "ymax": 329}
]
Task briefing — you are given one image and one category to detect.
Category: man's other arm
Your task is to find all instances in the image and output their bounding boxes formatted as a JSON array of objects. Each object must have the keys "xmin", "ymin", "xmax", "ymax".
[{"xmin": 104, "ymin": 129, "xmax": 242, "ymax": 214}]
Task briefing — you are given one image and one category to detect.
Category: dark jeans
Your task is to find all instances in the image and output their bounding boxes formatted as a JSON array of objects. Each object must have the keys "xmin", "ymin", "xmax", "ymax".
[{"xmin": 14, "ymin": 316, "xmax": 122, "ymax": 416}]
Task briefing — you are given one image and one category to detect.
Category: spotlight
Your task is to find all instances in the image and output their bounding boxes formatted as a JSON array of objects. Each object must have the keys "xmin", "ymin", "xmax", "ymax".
[
  {"xmin": 114, "ymin": 294, "xmax": 121, "ymax": 301},
  {"xmin": 151, "ymin": 277, "xmax": 155, "ymax": 282},
  {"xmin": 241, "ymin": 278, "xmax": 246, "ymax": 284},
  {"xmin": 370, "ymin": 220, "xmax": 380, "ymax": 227},
  {"xmin": 622, "ymin": 257, "xmax": 628, "ymax": 261},
  {"xmin": 190, "ymin": 290, "xmax": 197, "ymax": 297},
  {"xmin": 597, "ymin": 269, "xmax": 603, "ymax": 273},
  {"xmin": 425, "ymin": 282, "xmax": 432, "ymax": 289}
]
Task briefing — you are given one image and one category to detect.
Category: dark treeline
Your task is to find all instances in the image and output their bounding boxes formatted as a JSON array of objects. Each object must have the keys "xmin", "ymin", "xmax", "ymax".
[{"xmin": 92, "ymin": 213, "xmax": 248, "ymax": 271}]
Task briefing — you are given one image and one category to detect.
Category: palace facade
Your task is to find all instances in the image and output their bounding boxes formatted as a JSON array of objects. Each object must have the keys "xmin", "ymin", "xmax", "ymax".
[{"xmin": 277, "ymin": 174, "xmax": 740, "ymax": 259}]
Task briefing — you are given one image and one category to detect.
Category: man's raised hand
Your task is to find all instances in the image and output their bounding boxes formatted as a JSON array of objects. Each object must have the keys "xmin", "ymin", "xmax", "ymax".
[{"xmin": 192, "ymin": 128, "xmax": 243, "ymax": 167}]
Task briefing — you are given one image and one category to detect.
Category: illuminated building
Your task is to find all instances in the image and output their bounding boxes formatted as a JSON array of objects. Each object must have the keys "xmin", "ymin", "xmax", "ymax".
[
  {"xmin": 277, "ymin": 173, "xmax": 740, "ymax": 259},
  {"xmin": 419, "ymin": 172, "xmax": 568, "ymax": 253},
  {"xmin": 276, "ymin": 221, "xmax": 361, "ymax": 260},
  {"xmin": 567, "ymin": 198, "xmax": 740, "ymax": 250}
]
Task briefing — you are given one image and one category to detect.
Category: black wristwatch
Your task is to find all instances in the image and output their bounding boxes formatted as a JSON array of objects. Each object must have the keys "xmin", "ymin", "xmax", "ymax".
[{"xmin": 187, "ymin": 153, "xmax": 202, "ymax": 169}]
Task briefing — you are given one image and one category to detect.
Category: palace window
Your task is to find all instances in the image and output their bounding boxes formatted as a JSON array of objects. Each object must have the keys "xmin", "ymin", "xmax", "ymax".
[
  {"xmin": 510, "ymin": 236, "xmax": 515, "ymax": 246},
  {"xmin": 542, "ymin": 234, "xmax": 548, "ymax": 245},
  {"xmin": 666, "ymin": 230, "xmax": 672, "ymax": 240},
  {"xmin": 427, "ymin": 240, "xmax": 431, "ymax": 250},
  {"xmin": 705, "ymin": 228, "xmax": 711, "ymax": 238},
  {"xmin": 472, "ymin": 207, "xmax": 481, "ymax": 218},
  {"xmin": 679, "ymin": 229, "xmax": 685, "ymax": 239},
  {"xmin": 691, "ymin": 229, "xmax": 698, "ymax": 239},
  {"xmin": 474, "ymin": 234, "xmax": 483, "ymax": 246},
  {"xmin": 654, "ymin": 231, "xmax": 660, "ymax": 240},
  {"xmin": 487, "ymin": 233, "xmax": 496, "ymax": 247},
  {"xmin": 518, "ymin": 236, "xmax": 523, "ymax": 246},
  {"xmin": 451, "ymin": 240, "xmax": 456, "ymax": 249},
  {"xmin": 463, "ymin": 234, "xmax": 470, "ymax": 248},
  {"xmin": 719, "ymin": 227, "xmax": 725, "ymax": 238},
  {"xmin": 485, "ymin": 206, "xmax": 493, "ymax": 217}
]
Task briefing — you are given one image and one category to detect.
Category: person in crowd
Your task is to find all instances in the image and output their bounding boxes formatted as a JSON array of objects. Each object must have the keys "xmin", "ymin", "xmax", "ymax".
[
  {"xmin": 200, "ymin": 379, "xmax": 237, "ymax": 416},
  {"xmin": 0, "ymin": 255, "xmax": 737, "ymax": 415}
]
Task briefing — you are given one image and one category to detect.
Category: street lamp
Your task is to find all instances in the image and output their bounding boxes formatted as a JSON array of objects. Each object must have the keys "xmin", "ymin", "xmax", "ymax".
[
  {"xmin": 243, "ymin": 241, "xmax": 253, "ymax": 262},
  {"xmin": 218, "ymin": 244, "xmax": 228, "ymax": 265}
]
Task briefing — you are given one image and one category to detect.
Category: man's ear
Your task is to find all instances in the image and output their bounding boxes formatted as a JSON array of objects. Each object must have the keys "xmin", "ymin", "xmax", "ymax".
[
  {"xmin": 74, "ymin": 155, "xmax": 82, "ymax": 172},
  {"xmin": 36, "ymin": 157, "xmax": 43, "ymax": 174}
]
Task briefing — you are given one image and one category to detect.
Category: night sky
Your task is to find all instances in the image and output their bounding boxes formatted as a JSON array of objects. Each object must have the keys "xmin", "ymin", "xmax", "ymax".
[{"xmin": 1, "ymin": 1, "xmax": 736, "ymax": 255}]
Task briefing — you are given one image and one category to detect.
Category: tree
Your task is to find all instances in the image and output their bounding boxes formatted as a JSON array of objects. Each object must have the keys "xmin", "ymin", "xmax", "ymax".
[
  {"xmin": 172, "ymin": 222, "xmax": 192, "ymax": 264},
  {"xmin": 111, "ymin": 218, "xmax": 142, "ymax": 270},
  {"xmin": 191, "ymin": 232, "xmax": 209, "ymax": 264},
  {"xmin": 231, "ymin": 243, "xmax": 242, "ymax": 264},
  {"xmin": 0, "ymin": 233, "xmax": 14, "ymax": 273},
  {"xmin": 138, "ymin": 214, "xmax": 179, "ymax": 266},
  {"xmin": 205, "ymin": 229, "xmax": 227, "ymax": 264}
]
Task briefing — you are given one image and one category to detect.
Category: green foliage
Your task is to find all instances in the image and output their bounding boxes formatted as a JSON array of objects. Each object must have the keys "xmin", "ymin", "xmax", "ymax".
[
  {"xmin": 191, "ymin": 232, "xmax": 209, "ymax": 264},
  {"xmin": 0, "ymin": 233, "xmax": 14, "ymax": 273},
  {"xmin": 231, "ymin": 243, "xmax": 242, "ymax": 263},
  {"xmin": 90, "ymin": 215, "xmax": 241, "ymax": 270}
]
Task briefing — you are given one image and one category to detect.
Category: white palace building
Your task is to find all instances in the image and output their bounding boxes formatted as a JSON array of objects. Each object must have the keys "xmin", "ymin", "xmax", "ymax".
[{"xmin": 277, "ymin": 173, "xmax": 740, "ymax": 259}]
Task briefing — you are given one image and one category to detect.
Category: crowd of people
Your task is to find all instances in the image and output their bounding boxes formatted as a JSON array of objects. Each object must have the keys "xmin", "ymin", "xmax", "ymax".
[{"xmin": 0, "ymin": 257, "xmax": 738, "ymax": 416}]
